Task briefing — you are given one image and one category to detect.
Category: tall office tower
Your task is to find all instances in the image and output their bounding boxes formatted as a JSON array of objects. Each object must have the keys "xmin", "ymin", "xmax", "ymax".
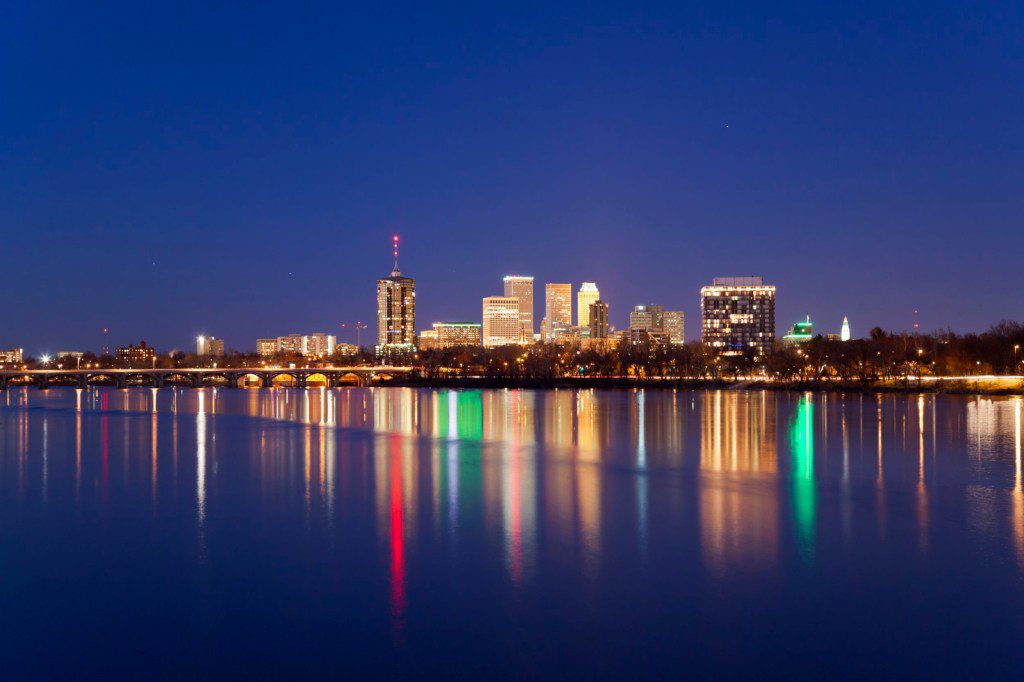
[
  {"xmin": 576, "ymin": 282, "xmax": 600, "ymax": 328},
  {"xmin": 544, "ymin": 283, "xmax": 572, "ymax": 341},
  {"xmin": 377, "ymin": 236, "xmax": 416, "ymax": 354},
  {"xmin": 196, "ymin": 335, "xmax": 225, "ymax": 357},
  {"xmin": 629, "ymin": 304, "xmax": 665, "ymax": 332},
  {"xmin": 700, "ymin": 276, "xmax": 776, "ymax": 356},
  {"xmin": 663, "ymin": 311, "xmax": 685, "ymax": 345},
  {"xmin": 482, "ymin": 297, "xmax": 522, "ymax": 347},
  {"xmin": 841, "ymin": 316, "xmax": 851, "ymax": 342},
  {"xmin": 589, "ymin": 300, "xmax": 609, "ymax": 339},
  {"xmin": 503, "ymin": 275, "xmax": 534, "ymax": 341}
]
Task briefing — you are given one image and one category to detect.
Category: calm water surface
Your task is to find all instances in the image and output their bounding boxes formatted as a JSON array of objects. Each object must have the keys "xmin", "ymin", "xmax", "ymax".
[{"xmin": 1, "ymin": 387, "xmax": 1022, "ymax": 679}]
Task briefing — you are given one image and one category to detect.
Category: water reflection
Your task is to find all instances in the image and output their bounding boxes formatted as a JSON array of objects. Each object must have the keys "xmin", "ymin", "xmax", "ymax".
[{"xmin": 3, "ymin": 386, "xmax": 1024, "ymax": 612}]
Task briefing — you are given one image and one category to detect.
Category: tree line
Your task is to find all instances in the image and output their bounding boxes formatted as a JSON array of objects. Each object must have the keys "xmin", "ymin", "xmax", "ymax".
[{"xmin": 12, "ymin": 320, "xmax": 1024, "ymax": 382}]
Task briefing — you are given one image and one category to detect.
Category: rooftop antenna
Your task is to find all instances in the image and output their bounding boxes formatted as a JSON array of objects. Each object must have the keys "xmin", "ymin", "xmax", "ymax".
[
  {"xmin": 391, "ymin": 234, "xmax": 401, "ymax": 276},
  {"xmin": 913, "ymin": 309, "xmax": 920, "ymax": 336}
]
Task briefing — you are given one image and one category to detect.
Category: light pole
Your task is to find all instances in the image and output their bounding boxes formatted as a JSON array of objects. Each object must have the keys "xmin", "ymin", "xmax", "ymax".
[
  {"xmin": 341, "ymin": 322, "xmax": 367, "ymax": 351},
  {"xmin": 1015, "ymin": 344, "xmax": 1020, "ymax": 374}
]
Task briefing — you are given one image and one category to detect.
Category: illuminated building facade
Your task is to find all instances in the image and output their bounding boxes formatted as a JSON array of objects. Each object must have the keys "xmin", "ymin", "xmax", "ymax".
[
  {"xmin": 0, "ymin": 348, "xmax": 23, "ymax": 365},
  {"xmin": 277, "ymin": 334, "xmax": 304, "ymax": 355},
  {"xmin": 115, "ymin": 341, "xmax": 155, "ymax": 368},
  {"xmin": 256, "ymin": 338, "xmax": 278, "ymax": 357},
  {"xmin": 503, "ymin": 275, "xmax": 534, "ymax": 341},
  {"xmin": 483, "ymin": 297, "xmax": 521, "ymax": 347},
  {"xmin": 304, "ymin": 333, "xmax": 336, "ymax": 358},
  {"xmin": 629, "ymin": 304, "xmax": 664, "ymax": 333},
  {"xmin": 841, "ymin": 316, "xmax": 851, "ymax": 342},
  {"xmin": 377, "ymin": 240, "xmax": 416, "ymax": 355},
  {"xmin": 544, "ymin": 283, "xmax": 572, "ymax": 342},
  {"xmin": 701, "ymin": 276, "xmax": 776, "ymax": 355},
  {"xmin": 420, "ymin": 322, "xmax": 481, "ymax": 350},
  {"xmin": 589, "ymin": 300, "xmax": 609, "ymax": 339},
  {"xmin": 335, "ymin": 342, "xmax": 358, "ymax": 356},
  {"xmin": 664, "ymin": 311, "xmax": 685, "ymax": 345},
  {"xmin": 781, "ymin": 317, "xmax": 813, "ymax": 346},
  {"xmin": 196, "ymin": 335, "xmax": 225, "ymax": 357},
  {"xmin": 576, "ymin": 282, "xmax": 600, "ymax": 328},
  {"xmin": 257, "ymin": 334, "xmax": 336, "ymax": 357}
]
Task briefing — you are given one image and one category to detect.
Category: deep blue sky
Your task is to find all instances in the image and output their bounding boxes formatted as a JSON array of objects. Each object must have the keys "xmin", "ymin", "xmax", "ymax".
[{"xmin": 3, "ymin": 1, "xmax": 1022, "ymax": 354}]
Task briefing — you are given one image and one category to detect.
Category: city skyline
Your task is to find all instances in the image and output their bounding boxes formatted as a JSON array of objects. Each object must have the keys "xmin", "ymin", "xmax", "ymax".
[{"xmin": 4, "ymin": 239, "xmax": 882, "ymax": 355}]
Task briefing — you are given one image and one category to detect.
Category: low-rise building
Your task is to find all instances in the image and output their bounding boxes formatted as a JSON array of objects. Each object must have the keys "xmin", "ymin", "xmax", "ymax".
[
  {"xmin": 420, "ymin": 322, "xmax": 481, "ymax": 350},
  {"xmin": 116, "ymin": 341, "xmax": 155, "ymax": 368},
  {"xmin": 0, "ymin": 348, "xmax": 24, "ymax": 365},
  {"xmin": 781, "ymin": 317, "xmax": 814, "ymax": 347}
]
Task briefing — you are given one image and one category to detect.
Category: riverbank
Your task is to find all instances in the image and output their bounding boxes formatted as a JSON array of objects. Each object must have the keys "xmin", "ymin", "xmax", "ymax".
[{"xmin": 388, "ymin": 375, "xmax": 1024, "ymax": 395}]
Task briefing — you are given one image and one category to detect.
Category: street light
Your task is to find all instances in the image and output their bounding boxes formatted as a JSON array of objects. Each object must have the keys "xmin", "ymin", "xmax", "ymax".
[{"xmin": 1015, "ymin": 344, "xmax": 1021, "ymax": 373}]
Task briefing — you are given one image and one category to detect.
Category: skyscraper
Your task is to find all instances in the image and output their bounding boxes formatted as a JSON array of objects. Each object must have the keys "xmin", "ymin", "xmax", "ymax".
[
  {"xmin": 589, "ymin": 300, "xmax": 609, "ymax": 339},
  {"xmin": 577, "ymin": 282, "xmax": 600, "ymax": 328},
  {"xmin": 482, "ymin": 296, "xmax": 521, "ymax": 347},
  {"xmin": 664, "ymin": 311, "xmax": 685, "ymax": 345},
  {"xmin": 841, "ymin": 316, "xmax": 851, "ymax": 342},
  {"xmin": 377, "ymin": 236, "xmax": 416, "ymax": 355},
  {"xmin": 700, "ymin": 276, "xmax": 776, "ymax": 355},
  {"xmin": 544, "ymin": 283, "xmax": 572, "ymax": 341},
  {"xmin": 503, "ymin": 275, "xmax": 534, "ymax": 341}
]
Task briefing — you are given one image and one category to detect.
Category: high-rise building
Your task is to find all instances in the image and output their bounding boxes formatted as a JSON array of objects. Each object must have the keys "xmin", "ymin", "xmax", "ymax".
[
  {"xmin": 841, "ymin": 316, "xmax": 851, "ymax": 342},
  {"xmin": 544, "ymin": 283, "xmax": 572, "ymax": 342},
  {"xmin": 116, "ymin": 341, "xmax": 155, "ymax": 368},
  {"xmin": 503, "ymin": 275, "xmax": 534, "ymax": 341},
  {"xmin": 196, "ymin": 335, "xmax": 225, "ymax": 357},
  {"xmin": 377, "ymin": 237, "xmax": 416, "ymax": 355},
  {"xmin": 576, "ymin": 282, "xmax": 600, "ymax": 328},
  {"xmin": 629, "ymin": 304, "xmax": 665, "ymax": 332},
  {"xmin": 256, "ymin": 339, "xmax": 278, "ymax": 357},
  {"xmin": 701, "ymin": 276, "xmax": 776, "ymax": 356},
  {"xmin": 664, "ymin": 311, "xmax": 685, "ymax": 345},
  {"xmin": 483, "ymin": 297, "xmax": 522, "ymax": 348},
  {"xmin": 589, "ymin": 300, "xmax": 609, "ymax": 339}
]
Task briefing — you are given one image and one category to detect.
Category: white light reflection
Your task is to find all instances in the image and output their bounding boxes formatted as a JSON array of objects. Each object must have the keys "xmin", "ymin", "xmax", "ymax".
[{"xmin": 196, "ymin": 390, "xmax": 207, "ymax": 546}]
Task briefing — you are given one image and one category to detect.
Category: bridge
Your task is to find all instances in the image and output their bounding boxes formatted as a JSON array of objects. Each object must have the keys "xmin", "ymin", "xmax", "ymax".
[{"xmin": 0, "ymin": 367, "xmax": 414, "ymax": 390}]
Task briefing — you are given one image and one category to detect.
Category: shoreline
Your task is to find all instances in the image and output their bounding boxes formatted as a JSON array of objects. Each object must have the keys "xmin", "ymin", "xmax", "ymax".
[{"xmin": 386, "ymin": 376, "xmax": 1024, "ymax": 396}]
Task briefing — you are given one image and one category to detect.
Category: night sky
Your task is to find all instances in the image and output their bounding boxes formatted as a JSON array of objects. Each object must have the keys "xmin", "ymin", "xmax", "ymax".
[{"xmin": 3, "ymin": 1, "xmax": 1022, "ymax": 355}]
